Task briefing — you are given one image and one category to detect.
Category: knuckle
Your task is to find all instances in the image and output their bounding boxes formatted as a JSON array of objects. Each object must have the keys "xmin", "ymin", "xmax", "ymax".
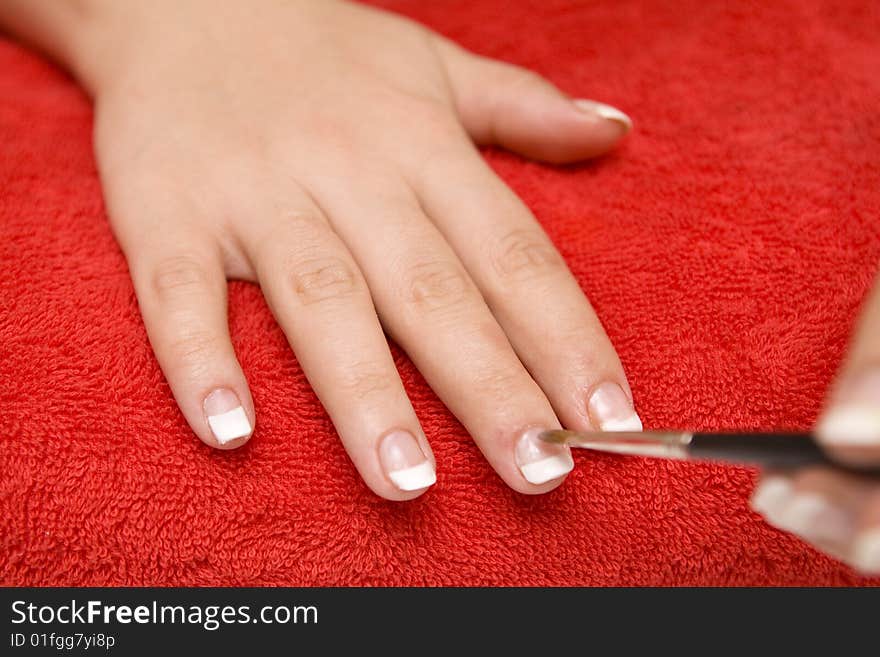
[
  {"xmin": 336, "ymin": 363, "xmax": 396, "ymax": 400},
  {"xmin": 469, "ymin": 363, "xmax": 525, "ymax": 406},
  {"xmin": 279, "ymin": 209, "xmax": 327, "ymax": 236},
  {"xmin": 499, "ymin": 67, "xmax": 547, "ymax": 94},
  {"xmin": 255, "ymin": 209, "xmax": 328, "ymax": 261},
  {"xmin": 151, "ymin": 255, "xmax": 211, "ymax": 301},
  {"xmin": 166, "ymin": 330, "xmax": 224, "ymax": 378},
  {"xmin": 411, "ymin": 101, "xmax": 463, "ymax": 140},
  {"xmin": 286, "ymin": 256, "xmax": 361, "ymax": 306},
  {"xmin": 490, "ymin": 230, "xmax": 564, "ymax": 284},
  {"xmin": 400, "ymin": 260, "xmax": 472, "ymax": 315}
]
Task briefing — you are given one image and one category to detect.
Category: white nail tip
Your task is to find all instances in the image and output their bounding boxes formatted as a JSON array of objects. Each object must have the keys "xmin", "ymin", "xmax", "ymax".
[
  {"xmin": 817, "ymin": 405, "xmax": 880, "ymax": 446},
  {"xmin": 598, "ymin": 413, "xmax": 644, "ymax": 432},
  {"xmin": 207, "ymin": 406, "xmax": 252, "ymax": 444},
  {"xmin": 850, "ymin": 530, "xmax": 880, "ymax": 574},
  {"xmin": 574, "ymin": 99, "xmax": 633, "ymax": 129},
  {"xmin": 388, "ymin": 461, "xmax": 436, "ymax": 491},
  {"xmin": 520, "ymin": 454, "xmax": 574, "ymax": 485},
  {"xmin": 750, "ymin": 477, "xmax": 792, "ymax": 516}
]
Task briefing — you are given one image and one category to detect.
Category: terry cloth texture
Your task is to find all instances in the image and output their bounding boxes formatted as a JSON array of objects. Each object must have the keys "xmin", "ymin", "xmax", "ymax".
[{"xmin": 1, "ymin": 0, "xmax": 879, "ymax": 586}]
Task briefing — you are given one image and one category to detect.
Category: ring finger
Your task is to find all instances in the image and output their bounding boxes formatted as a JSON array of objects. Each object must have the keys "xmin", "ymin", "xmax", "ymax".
[{"xmin": 409, "ymin": 144, "xmax": 641, "ymax": 434}]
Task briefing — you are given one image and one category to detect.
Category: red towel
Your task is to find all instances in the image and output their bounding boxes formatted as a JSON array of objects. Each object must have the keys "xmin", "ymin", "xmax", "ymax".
[{"xmin": 2, "ymin": 0, "xmax": 879, "ymax": 586}]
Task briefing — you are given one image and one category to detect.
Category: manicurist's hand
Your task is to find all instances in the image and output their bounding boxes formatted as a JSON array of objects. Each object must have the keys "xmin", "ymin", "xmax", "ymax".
[
  {"xmin": 751, "ymin": 274, "xmax": 880, "ymax": 574},
  {"xmin": 1, "ymin": 0, "xmax": 641, "ymax": 499}
]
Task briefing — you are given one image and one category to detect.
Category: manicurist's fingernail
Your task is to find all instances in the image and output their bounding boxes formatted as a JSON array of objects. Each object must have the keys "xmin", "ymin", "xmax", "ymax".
[
  {"xmin": 204, "ymin": 388, "xmax": 252, "ymax": 445},
  {"xmin": 850, "ymin": 529, "xmax": 880, "ymax": 575},
  {"xmin": 817, "ymin": 371, "xmax": 880, "ymax": 446},
  {"xmin": 573, "ymin": 99, "xmax": 633, "ymax": 131},
  {"xmin": 515, "ymin": 427, "xmax": 574, "ymax": 485},
  {"xmin": 751, "ymin": 480, "xmax": 852, "ymax": 545},
  {"xmin": 750, "ymin": 476, "xmax": 793, "ymax": 520},
  {"xmin": 774, "ymin": 493, "xmax": 852, "ymax": 544},
  {"xmin": 379, "ymin": 430, "xmax": 436, "ymax": 492},
  {"xmin": 588, "ymin": 382, "xmax": 643, "ymax": 432}
]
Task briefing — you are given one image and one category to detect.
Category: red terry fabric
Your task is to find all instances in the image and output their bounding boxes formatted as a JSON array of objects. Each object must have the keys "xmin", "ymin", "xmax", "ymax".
[{"xmin": 2, "ymin": 0, "xmax": 879, "ymax": 586}]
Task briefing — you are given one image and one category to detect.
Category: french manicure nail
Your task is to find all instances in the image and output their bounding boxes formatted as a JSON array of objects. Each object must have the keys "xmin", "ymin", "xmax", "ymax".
[
  {"xmin": 204, "ymin": 388, "xmax": 252, "ymax": 445},
  {"xmin": 573, "ymin": 99, "xmax": 633, "ymax": 131},
  {"xmin": 587, "ymin": 382, "xmax": 643, "ymax": 432},
  {"xmin": 516, "ymin": 427, "xmax": 574, "ymax": 485},
  {"xmin": 379, "ymin": 430, "xmax": 436, "ymax": 491},
  {"xmin": 850, "ymin": 529, "xmax": 880, "ymax": 575}
]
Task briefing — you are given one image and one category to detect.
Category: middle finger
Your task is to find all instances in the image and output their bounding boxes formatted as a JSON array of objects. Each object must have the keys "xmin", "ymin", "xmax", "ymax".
[{"xmin": 310, "ymin": 177, "xmax": 574, "ymax": 492}]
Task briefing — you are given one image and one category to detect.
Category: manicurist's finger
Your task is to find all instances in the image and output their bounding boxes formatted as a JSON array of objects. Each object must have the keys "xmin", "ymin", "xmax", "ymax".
[
  {"xmin": 815, "ymin": 273, "xmax": 880, "ymax": 465},
  {"xmin": 434, "ymin": 36, "xmax": 631, "ymax": 164},
  {"xmin": 751, "ymin": 468, "xmax": 880, "ymax": 575},
  {"xmin": 310, "ymin": 180, "xmax": 574, "ymax": 493},
  {"xmin": 409, "ymin": 147, "xmax": 641, "ymax": 435},
  {"xmin": 243, "ymin": 194, "xmax": 435, "ymax": 500},
  {"xmin": 126, "ymin": 235, "xmax": 255, "ymax": 450}
]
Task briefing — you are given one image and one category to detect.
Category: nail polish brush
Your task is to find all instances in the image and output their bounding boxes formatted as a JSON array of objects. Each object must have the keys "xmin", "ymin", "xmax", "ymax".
[{"xmin": 539, "ymin": 430, "xmax": 880, "ymax": 476}]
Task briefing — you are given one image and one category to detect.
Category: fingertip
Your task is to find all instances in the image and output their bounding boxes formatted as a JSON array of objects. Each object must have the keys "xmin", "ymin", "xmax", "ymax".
[
  {"xmin": 516, "ymin": 474, "xmax": 571, "ymax": 496},
  {"xmin": 750, "ymin": 474, "xmax": 795, "ymax": 518},
  {"xmin": 817, "ymin": 404, "xmax": 880, "ymax": 449},
  {"xmin": 503, "ymin": 98, "xmax": 633, "ymax": 165},
  {"xmin": 363, "ymin": 466, "xmax": 436, "ymax": 502},
  {"xmin": 586, "ymin": 381, "xmax": 643, "ymax": 432},
  {"xmin": 511, "ymin": 426, "xmax": 574, "ymax": 493},
  {"xmin": 446, "ymin": 50, "xmax": 633, "ymax": 164},
  {"xmin": 547, "ymin": 98, "xmax": 633, "ymax": 163},
  {"xmin": 816, "ymin": 370, "xmax": 880, "ymax": 465},
  {"xmin": 572, "ymin": 99, "xmax": 633, "ymax": 133},
  {"xmin": 200, "ymin": 386, "xmax": 255, "ymax": 450},
  {"xmin": 201, "ymin": 432, "xmax": 253, "ymax": 451},
  {"xmin": 850, "ymin": 528, "xmax": 880, "ymax": 575},
  {"xmin": 366, "ymin": 429, "xmax": 437, "ymax": 500},
  {"xmin": 372, "ymin": 481, "xmax": 435, "ymax": 502}
]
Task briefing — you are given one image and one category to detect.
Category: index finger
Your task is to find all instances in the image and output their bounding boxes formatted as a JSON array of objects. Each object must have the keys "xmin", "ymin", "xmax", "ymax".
[{"xmin": 816, "ymin": 270, "xmax": 880, "ymax": 464}]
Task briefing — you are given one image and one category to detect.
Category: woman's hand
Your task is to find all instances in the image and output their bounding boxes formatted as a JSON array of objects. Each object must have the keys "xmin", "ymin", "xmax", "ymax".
[
  {"xmin": 52, "ymin": 0, "xmax": 640, "ymax": 499},
  {"xmin": 751, "ymin": 275, "xmax": 880, "ymax": 574}
]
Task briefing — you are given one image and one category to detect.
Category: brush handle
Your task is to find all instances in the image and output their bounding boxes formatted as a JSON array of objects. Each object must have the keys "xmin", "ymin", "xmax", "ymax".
[{"xmin": 691, "ymin": 432, "xmax": 832, "ymax": 470}]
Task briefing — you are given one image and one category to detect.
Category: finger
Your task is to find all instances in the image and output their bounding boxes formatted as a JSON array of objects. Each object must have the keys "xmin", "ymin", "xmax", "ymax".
[
  {"xmin": 125, "ymin": 233, "xmax": 255, "ymax": 450},
  {"xmin": 408, "ymin": 146, "xmax": 641, "ymax": 435},
  {"xmin": 434, "ymin": 36, "xmax": 631, "ymax": 164},
  {"xmin": 750, "ymin": 469, "xmax": 880, "ymax": 575},
  {"xmin": 815, "ymin": 272, "xmax": 880, "ymax": 465},
  {"xmin": 310, "ymin": 180, "xmax": 574, "ymax": 493},
  {"xmin": 243, "ymin": 195, "xmax": 435, "ymax": 500},
  {"xmin": 751, "ymin": 470, "xmax": 864, "ymax": 564},
  {"xmin": 850, "ymin": 488, "xmax": 880, "ymax": 576}
]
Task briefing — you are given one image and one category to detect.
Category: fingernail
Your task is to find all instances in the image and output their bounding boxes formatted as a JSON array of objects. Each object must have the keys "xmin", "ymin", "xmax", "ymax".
[
  {"xmin": 817, "ymin": 372, "xmax": 880, "ymax": 446},
  {"xmin": 750, "ymin": 476, "xmax": 794, "ymax": 521},
  {"xmin": 204, "ymin": 388, "xmax": 252, "ymax": 445},
  {"xmin": 850, "ymin": 529, "xmax": 880, "ymax": 575},
  {"xmin": 587, "ymin": 382, "xmax": 643, "ymax": 431},
  {"xmin": 752, "ymin": 480, "xmax": 853, "ymax": 545},
  {"xmin": 379, "ymin": 430, "xmax": 436, "ymax": 491},
  {"xmin": 775, "ymin": 493, "xmax": 852, "ymax": 544},
  {"xmin": 573, "ymin": 99, "xmax": 633, "ymax": 131},
  {"xmin": 516, "ymin": 427, "xmax": 574, "ymax": 485}
]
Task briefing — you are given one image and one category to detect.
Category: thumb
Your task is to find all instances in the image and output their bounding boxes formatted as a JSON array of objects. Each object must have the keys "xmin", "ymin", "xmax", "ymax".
[
  {"xmin": 816, "ymin": 270, "xmax": 880, "ymax": 464},
  {"xmin": 435, "ymin": 37, "xmax": 632, "ymax": 164}
]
